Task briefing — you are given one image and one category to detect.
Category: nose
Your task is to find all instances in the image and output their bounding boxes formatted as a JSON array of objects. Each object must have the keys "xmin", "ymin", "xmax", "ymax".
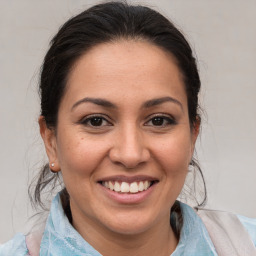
[{"xmin": 109, "ymin": 125, "xmax": 150, "ymax": 169}]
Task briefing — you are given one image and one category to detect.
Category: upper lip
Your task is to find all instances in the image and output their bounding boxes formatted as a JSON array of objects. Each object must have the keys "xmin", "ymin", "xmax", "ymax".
[{"xmin": 98, "ymin": 175, "xmax": 159, "ymax": 183}]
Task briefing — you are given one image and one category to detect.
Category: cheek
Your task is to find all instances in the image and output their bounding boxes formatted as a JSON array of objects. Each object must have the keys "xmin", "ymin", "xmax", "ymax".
[
  {"xmin": 56, "ymin": 131, "xmax": 109, "ymax": 178},
  {"xmin": 146, "ymin": 133, "xmax": 192, "ymax": 210},
  {"xmin": 152, "ymin": 132, "xmax": 192, "ymax": 175}
]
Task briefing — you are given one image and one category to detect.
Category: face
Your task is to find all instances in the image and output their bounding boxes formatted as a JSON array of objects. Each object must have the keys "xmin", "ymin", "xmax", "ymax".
[{"xmin": 41, "ymin": 40, "xmax": 199, "ymax": 237}]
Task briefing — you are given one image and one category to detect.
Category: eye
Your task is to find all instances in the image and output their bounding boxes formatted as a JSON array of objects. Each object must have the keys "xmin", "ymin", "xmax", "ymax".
[
  {"xmin": 81, "ymin": 115, "xmax": 112, "ymax": 127},
  {"xmin": 145, "ymin": 115, "xmax": 176, "ymax": 127}
]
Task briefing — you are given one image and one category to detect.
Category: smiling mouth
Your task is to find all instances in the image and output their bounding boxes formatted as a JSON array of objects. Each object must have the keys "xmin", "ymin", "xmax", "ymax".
[{"xmin": 99, "ymin": 180, "xmax": 157, "ymax": 194}]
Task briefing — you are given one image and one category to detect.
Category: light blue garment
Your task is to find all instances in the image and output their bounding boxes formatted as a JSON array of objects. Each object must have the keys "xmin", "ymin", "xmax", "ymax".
[
  {"xmin": 0, "ymin": 233, "xmax": 27, "ymax": 256},
  {"xmin": 1, "ymin": 194, "xmax": 256, "ymax": 255}
]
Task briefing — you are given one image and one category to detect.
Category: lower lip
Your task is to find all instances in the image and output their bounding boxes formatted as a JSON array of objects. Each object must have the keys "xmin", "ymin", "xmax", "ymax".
[{"xmin": 98, "ymin": 183, "xmax": 157, "ymax": 204}]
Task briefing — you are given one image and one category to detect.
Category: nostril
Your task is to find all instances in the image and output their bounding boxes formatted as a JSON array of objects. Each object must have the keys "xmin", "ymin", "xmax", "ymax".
[{"xmin": 109, "ymin": 147, "xmax": 150, "ymax": 169}]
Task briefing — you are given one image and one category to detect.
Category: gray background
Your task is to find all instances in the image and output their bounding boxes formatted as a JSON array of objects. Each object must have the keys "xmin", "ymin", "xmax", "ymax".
[{"xmin": 0, "ymin": 0, "xmax": 256, "ymax": 242}]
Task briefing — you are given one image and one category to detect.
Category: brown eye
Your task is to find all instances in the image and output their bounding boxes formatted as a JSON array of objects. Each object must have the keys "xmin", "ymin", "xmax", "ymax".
[
  {"xmin": 81, "ymin": 115, "xmax": 111, "ymax": 127},
  {"xmin": 151, "ymin": 117, "xmax": 165, "ymax": 126},
  {"xmin": 89, "ymin": 117, "xmax": 104, "ymax": 126},
  {"xmin": 145, "ymin": 115, "xmax": 176, "ymax": 127}
]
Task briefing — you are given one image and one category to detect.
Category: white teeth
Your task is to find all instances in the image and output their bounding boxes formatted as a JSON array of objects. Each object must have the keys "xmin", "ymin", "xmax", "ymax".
[
  {"xmin": 120, "ymin": 182, "xmax": 130, "ymax": 193},
  {"xmin": 102, "ymin": 180, "xmax": 153, "ymax": 193},
  {"xmin": 138, "ymin": 181, "xmax": 144, "ymax": 191},
  {"xmin": 114, "ymin": 181, "xmax": 121, "ymax": 192},
  {"xmin": 129, "ymin": 182, "xmax": 139, "ymax": 193},
  {"xmin": 109, "ymin": 181, "xmax": 114, "ymax": 190},
  {"xmin": 103, "ymin": 181, "xmax": 109, "ymax": 188},
  {"xmin": 144, "ymin": 181, "xmax": 150, "ymax": 190}
]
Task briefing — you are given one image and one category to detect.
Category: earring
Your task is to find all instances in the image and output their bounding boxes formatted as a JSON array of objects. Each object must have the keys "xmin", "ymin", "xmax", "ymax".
[{"xmin": 50, "ymin": 162, "xmax": 58, "ymax": 173}]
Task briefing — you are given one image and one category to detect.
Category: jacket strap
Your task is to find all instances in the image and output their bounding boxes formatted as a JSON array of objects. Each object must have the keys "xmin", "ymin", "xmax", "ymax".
[{"xmin": 197, "ymin": 208, "xmax": 256, "ymax": 256}]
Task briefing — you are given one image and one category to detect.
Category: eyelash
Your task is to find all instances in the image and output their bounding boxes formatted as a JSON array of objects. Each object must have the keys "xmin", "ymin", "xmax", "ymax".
[
  {"xmin": 80, "ymin": 114, "xmax": 176, "ymax": 128},
  {"xmin": 80, "ymin": 114, "xmax": 112, "ymax": 127},
  {"xmin": 144, "ymin": 114, "xmax": 176, "ymax": 127}
]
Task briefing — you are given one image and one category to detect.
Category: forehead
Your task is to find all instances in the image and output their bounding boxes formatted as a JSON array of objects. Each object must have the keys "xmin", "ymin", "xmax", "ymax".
[{"xmin": 63, "ymin": 40, "xmax": 187, "ymax": 107}]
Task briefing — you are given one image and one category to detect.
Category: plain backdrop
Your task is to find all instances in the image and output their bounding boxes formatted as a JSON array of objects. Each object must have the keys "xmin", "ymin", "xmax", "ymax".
[{"xmin": 0, "ymin": 0, "xmax": 256, "ymax": 242}]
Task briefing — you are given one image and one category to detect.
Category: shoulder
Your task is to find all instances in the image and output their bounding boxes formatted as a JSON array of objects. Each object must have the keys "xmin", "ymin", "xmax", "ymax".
[
  {"xmin": 0, "ymin": 233, "xmax": 28, "ymax": 256},
  {"xmin": 237, "ymin": 214, "xmax": 256, "ymax": 246}
]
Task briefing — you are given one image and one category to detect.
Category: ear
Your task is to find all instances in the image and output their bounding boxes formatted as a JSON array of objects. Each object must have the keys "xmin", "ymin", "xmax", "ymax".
[
  {"xmin": 190, "ymin": 115, "xmax": 201, "ymax": 153},
  {"xmin": 38, "ymin": 116, "xmax": 60, "ymax": 172}
]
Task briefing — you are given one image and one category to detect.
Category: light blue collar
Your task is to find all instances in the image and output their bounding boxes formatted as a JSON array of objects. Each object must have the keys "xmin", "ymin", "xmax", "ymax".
[
  {"xmin": 40, "ymin": 194, "xmax": 102, "ymax": 255},
  {"xmin": 40, "ymin": 194, "xmax": 217, "ymax": 255},
  {"xmin": 172, "ymin": 203, "xmax": 217, "ymax": 255}
]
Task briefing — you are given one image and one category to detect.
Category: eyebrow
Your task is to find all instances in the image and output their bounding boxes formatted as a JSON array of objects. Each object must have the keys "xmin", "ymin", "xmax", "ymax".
[
  {"xmin": 71, "ymin": 97, "xmax": 117, "ymax": 111},
  {"xmin": 71, "ymin": 96, "xmax": 183, "ymax": 111},
  {"xmin": 142, "ymin": 97, "xmax": 183, "ymax": 111}
]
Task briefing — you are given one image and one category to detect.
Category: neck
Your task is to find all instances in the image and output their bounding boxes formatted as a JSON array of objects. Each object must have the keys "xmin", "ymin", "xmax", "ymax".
[{"xmin": 71, "ymin": 207, "xmax": 178, "ymax": 256}]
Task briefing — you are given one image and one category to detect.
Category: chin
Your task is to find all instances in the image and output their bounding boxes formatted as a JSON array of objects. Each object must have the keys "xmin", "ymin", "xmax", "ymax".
[{"xmin": 101, "ymin": 211, "xmax": 158, "ymax": 235}]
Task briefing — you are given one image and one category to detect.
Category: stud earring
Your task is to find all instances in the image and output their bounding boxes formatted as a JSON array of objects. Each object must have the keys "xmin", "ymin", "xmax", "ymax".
[{"xmin": 50, "ymin": 162, "xmax": 58, "ymax": 173}]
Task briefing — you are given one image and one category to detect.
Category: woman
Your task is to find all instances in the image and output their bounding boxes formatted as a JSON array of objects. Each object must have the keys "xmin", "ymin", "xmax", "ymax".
[{"xmin": 1, "ymin": 1, "xmax": 256, "ymax": 255}]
